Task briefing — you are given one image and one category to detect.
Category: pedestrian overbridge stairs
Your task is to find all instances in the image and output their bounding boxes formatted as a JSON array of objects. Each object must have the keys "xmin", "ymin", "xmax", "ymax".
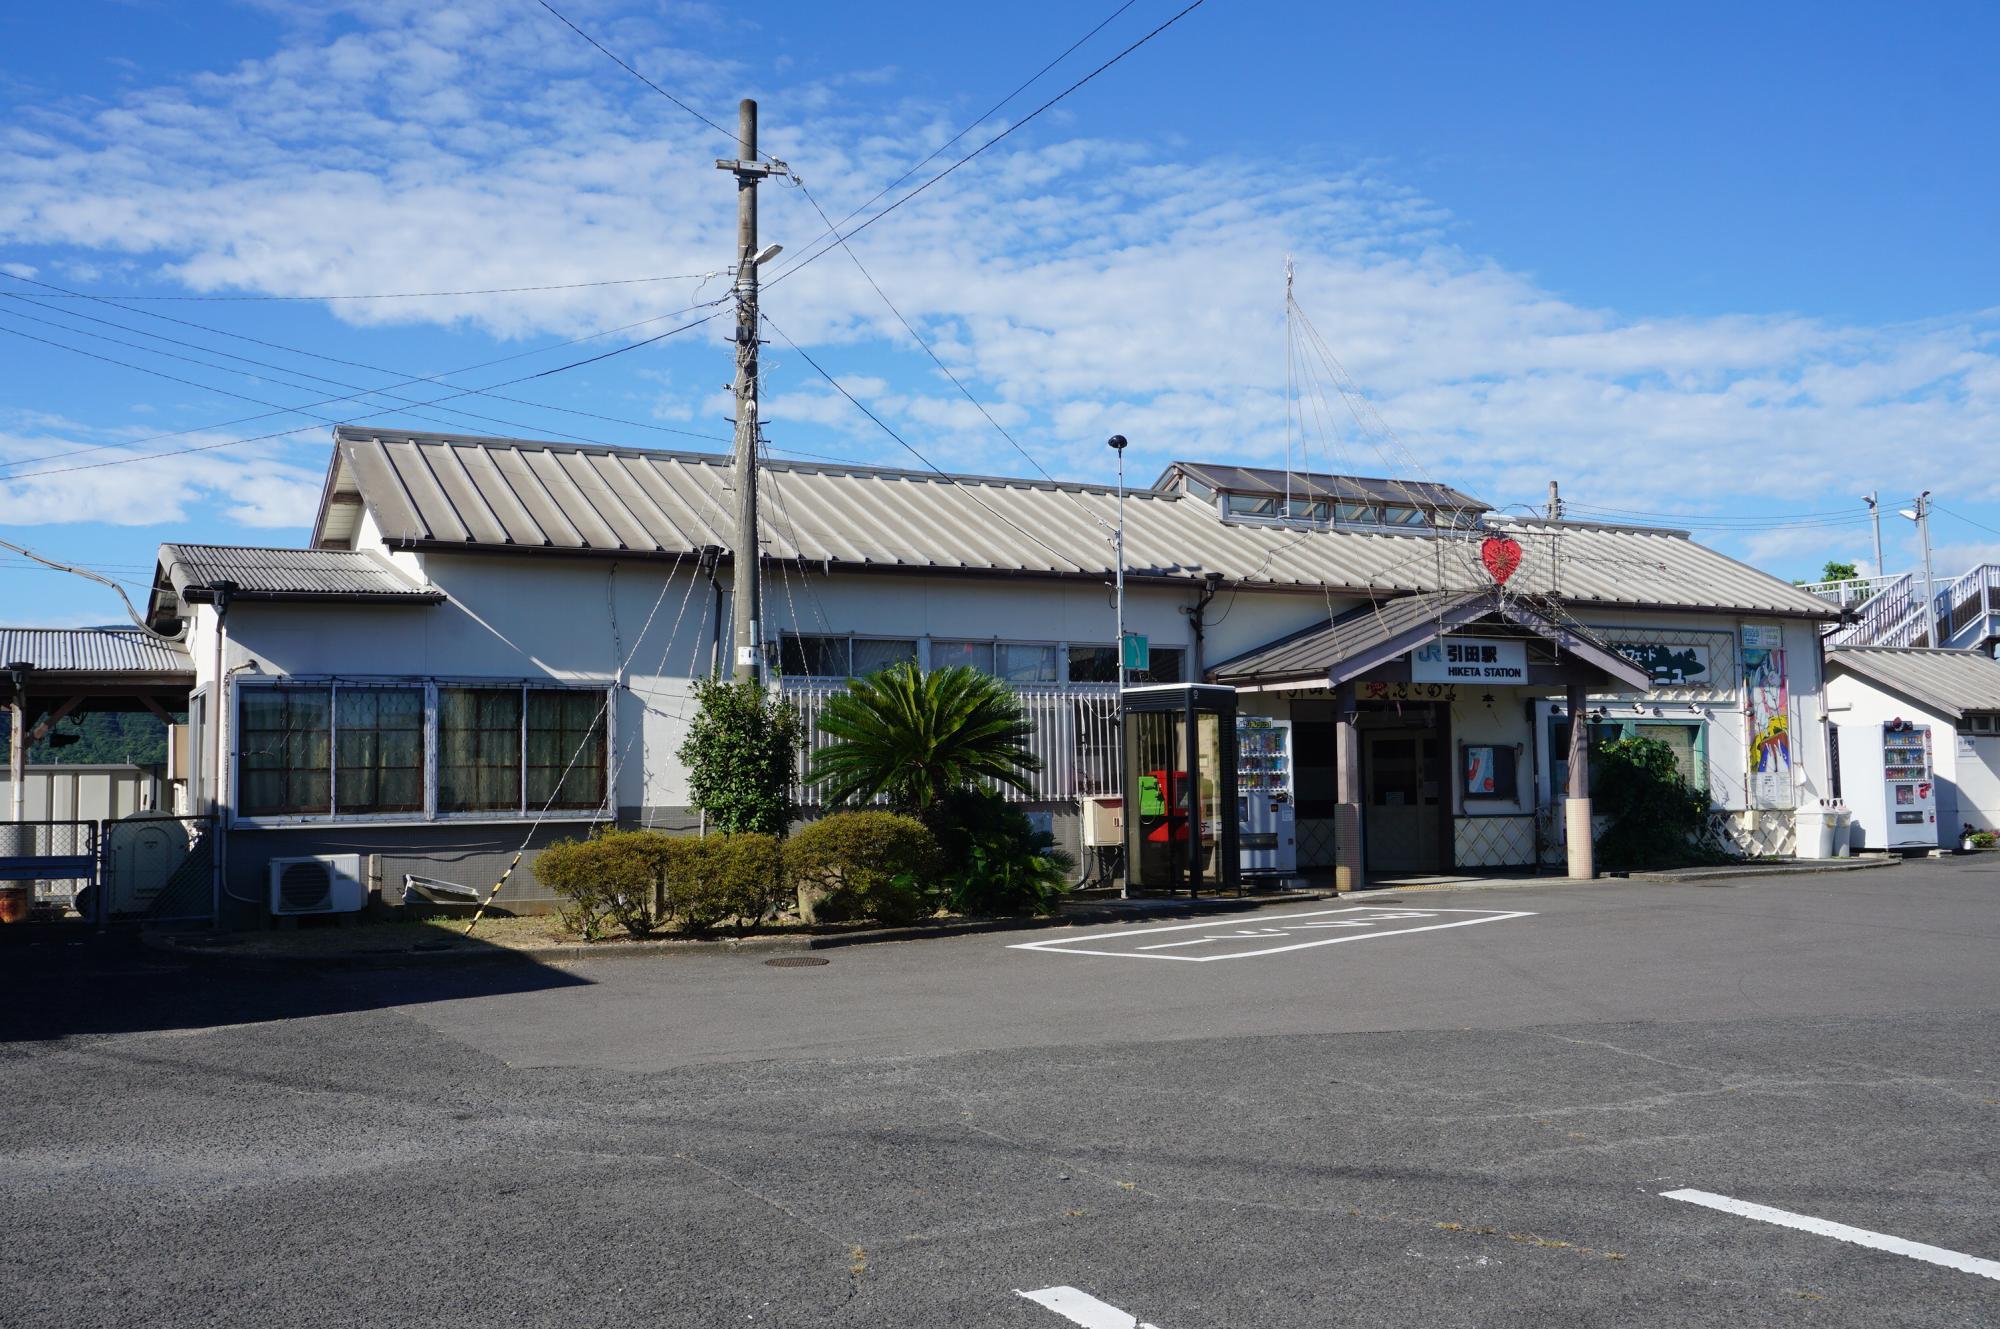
[{"xmin": 1813, "ymin": 565, "xmax": 2000, "ymax": 651}]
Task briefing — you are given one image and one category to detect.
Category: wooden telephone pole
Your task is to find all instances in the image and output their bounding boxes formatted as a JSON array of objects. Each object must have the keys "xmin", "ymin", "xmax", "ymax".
[{"xmin": 717, "ymin": 99, "xmax": 785, "ymax": 682}]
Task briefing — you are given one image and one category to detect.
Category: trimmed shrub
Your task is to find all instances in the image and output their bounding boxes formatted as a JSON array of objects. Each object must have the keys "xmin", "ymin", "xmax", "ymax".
[
  {"xmin": 660, "ymin": 832, "xmax": 786, "ymax": 935},
  {"xmin": 930, "ymin": 787, "xmax": 1072, "ymax": 916},
  {"xmin": 533, "ymin": 830, "xmax": 667, "ymax": 939},
  {"xmin": 678, "ymin": 679, "xmax": 803, "ymax": 836},
  {"xmin": 785, "ymin": 811, "xmax": 940, "ymax": 925}
]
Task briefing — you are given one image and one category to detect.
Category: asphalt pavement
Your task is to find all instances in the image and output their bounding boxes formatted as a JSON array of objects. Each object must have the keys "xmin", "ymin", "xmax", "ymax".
[{"xmin": 3, "ymin": 856, "xmax": 1996, "ymax": 1327}]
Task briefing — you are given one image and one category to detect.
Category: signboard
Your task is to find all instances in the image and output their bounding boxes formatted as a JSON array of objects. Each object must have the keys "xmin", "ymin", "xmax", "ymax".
[
  {"xmin": 1122, "ymin": 633, "xmax": 1149, "ymax": 670},
  {"xmin": 1616, "ymin": 642, "xmax": 1714, "ymax": 686},
  {"xmin": 1412, "ymin": 637, "xmax": 1526, "ymax": 683},
  {"xmin": 1359, "ymin": 681, "xmax": 1457, "ymax": 703},
  {"xmin": 1740, "ymin": 624, "xmax": 1782, "ymax": 655}
]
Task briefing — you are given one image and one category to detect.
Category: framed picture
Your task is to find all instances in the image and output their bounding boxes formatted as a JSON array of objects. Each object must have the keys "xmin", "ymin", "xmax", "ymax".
[{"xmin": 1461, "ymin": 743, "xmax": 1519, "ymax": 801}]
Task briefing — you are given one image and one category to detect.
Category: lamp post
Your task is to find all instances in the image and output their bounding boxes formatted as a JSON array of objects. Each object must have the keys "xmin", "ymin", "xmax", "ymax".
[
  {"xmin": 1107, "ymin": 434, "xmax": 1130, "ymax": 897},
  {"xmin": 1897, "ymin": 494, "xmax": 1935, "ymax": 645},
  {"xmin": 1862, "ymin": 492, "xmax": 1883, "ymax": 586}
]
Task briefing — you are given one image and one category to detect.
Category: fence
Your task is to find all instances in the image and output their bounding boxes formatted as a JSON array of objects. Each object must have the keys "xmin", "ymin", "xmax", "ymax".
[
  {"xmin": 0, "ymin": 815, "xmax": 215, "ymax": 926},
  {"xmin": 780, "ymin": 680, "xmax": 1121, "ymax": 806}
]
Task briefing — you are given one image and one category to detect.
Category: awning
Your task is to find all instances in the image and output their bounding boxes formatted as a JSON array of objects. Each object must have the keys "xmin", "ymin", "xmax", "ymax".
[{"xmin": 1208, "ymin": 590, "xmax": 1653, "ymax": 693}]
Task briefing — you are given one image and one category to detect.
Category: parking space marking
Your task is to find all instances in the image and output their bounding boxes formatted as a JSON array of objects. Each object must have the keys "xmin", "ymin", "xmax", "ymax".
[
  {"xmin": 1016, "ymin": 1285, "xmax": 1163, "ymax": 1328},
  {"xmin": 1009, "ymin": 906, "xmax": 1535, "ymax": 962},
  {"xmin": 1662, "ymin": 1188, "xmax": 2000, "ymax": 1281}
]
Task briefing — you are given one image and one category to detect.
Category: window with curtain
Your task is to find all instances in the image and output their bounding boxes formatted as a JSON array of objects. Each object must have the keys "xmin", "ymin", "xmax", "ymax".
[
  {"xmin": 526, "ymin": 689, "xmax": 607, "ymax": 811},
  {"xmin": 779, "ymin": 634, "xmax": 850, "ymax": 678},
  {"xmin": 1636, "ymin": 722, "xmax": 1703, "ymax": 789},
  {"xmin": 439, "ymin": 687, "xmax": 523, "ymax": 812},
  {"xmin": 239, "ymin": 686, "xmax": 332, "ymax": 815},
  {"xmin": 335, "ymin": 687, "xmax": 424, "ymax": 814}
]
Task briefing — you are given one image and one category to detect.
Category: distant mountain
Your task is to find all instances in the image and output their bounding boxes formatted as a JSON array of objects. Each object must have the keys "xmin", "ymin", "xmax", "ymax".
[{"xmin": 0, "ymin": 710, "xmax": 178, "ymax": 766}]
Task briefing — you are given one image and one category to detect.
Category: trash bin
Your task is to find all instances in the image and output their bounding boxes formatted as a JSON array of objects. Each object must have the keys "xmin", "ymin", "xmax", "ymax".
[
  {"xmin": 1794, "ymin": 802, "xmax": 1837, "ymax": 859},
  {"xmin": 1830, "ymin": 802, "xmax": 1853, "ymax": 857}
]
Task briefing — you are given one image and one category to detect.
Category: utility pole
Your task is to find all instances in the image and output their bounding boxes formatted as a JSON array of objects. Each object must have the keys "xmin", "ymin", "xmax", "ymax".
[
  {"xmin": 716, "ymin": 99, "xmax": 786, "ymax": 683},
  {"xmin": 1546, "ymin": 479, "xmax": 1563, "ymax": 521},
  {"xmin": 1107, "ymin": 433, "xmax": 1131, "ymax": 898},
  {"xmin": 1915, "ymin": 491, "xmax": 1937, "ymax": 646},
  {"xmin": 1863, "ymin": 492, "xmax": 1883, "ymax": 582}
]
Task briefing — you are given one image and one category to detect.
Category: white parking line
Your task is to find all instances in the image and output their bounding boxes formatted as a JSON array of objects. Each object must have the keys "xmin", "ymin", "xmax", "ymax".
[
  {"xmin": 1662, "ymin": 1188, "xmax": 2000, "ymax": 1281},
  {"xmin": 1016, "ymin": 1285, "xmax": 1163, "ymax": 1328},
  {"xmin": 1009, "ymin": 906, "xmax": 1535, "ymax": 962}
]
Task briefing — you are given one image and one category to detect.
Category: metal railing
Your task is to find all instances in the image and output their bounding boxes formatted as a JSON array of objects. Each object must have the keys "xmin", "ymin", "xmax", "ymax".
[
  {"xmin": 0, "ymin": 820, "xmax": 99, "ymax": 919},
  {"xmin": 780, "ymin": 680, "xmax": 1121, "ymax": 806},
  {"xmin": 1938, "ymin": 563, "xmax": 2000, "ymax": 647},
  {"xmin": 0, "ymin": 815, "xmax": 216, "ymax": 925},
  {"xmin": 1825, "ymin": 573, "xmax": 1922, "ymax": 647},
  {"xmin": 1799, "ymin": 573, "xmax": 1902, "ymax": 609}
]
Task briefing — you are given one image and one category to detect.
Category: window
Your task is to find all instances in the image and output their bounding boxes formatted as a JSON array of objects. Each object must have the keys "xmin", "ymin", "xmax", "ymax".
[
  {"xmin": 1284, "ymin": 497, "xmax": 1330, "ymax": 521},
  {"xmin": 527, "ymin": 690, "xmax": 607, "ymax": 810},
  {"xmin": 1225, "ymin": 494, "xmax": 1279, "ymax": 517},
  {"xmin": 1635, "ymin": 722, "xmax": 1703, "ymax": 789},
  {"xmin": 997, "ymin": 643, "xmax": 1057, "ymax": 684},
  {"xmin": 779, "ymin": 634, "xmax": 850, "ymax": 678},
  {"xmin": 1461, "ymin": 743, "xmax": 1520, "ymax": 801},
  {"xmin": 439, "ymin": 687, "xmax": 523, "ymax": 812},
  {"xmin": 932, "ymin": 639, "xmax": 996, "ymax": 674},
  {"xmin": 1134, "ymin": 646, "xmax": 1185, "ymax": 684},
  {"xmin": 335, "ymin": 688, "xmax": 424, "ymax": 814},
  {"xmin": 239, "ymin": 686, "xmax": 333, "ymax": 815},
  {"xmin": 1067, "ymin": 644, "xmax": 1119, "ymax": 684},
  {"xmin": 1334, "ymin": 502, "xmax": 1377, "ymax": 524},
  {"xmin": 851, "ymin": 638, "xmax": 917, "ymax": 674},
  {"xmin": 1381, "ymin": 504, "xmax": 1429, "ymax": 527}
]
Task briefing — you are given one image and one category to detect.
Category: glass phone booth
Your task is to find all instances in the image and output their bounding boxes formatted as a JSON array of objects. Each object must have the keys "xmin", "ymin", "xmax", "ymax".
[{"xmin": 1122, "ymin": 683, "xmax": 1239, "ymax": 895}]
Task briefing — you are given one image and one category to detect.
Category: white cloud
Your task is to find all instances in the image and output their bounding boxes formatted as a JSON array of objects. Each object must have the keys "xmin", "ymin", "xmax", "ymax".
[{"xmin": 0, "ymin": 0, "xmax": 1994, "ymax": 573}]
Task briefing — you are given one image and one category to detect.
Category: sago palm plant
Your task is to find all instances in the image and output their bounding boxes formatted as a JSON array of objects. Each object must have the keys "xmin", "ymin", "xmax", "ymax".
[{"xmin": 807, "ymin": 662, "xmax": 1043, "ymax": 813}]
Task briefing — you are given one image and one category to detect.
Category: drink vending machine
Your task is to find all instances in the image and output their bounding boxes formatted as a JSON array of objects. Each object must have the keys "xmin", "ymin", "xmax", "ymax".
[
  {"xmin": 1235, "ymin": 716, "xmax": 1296, "ymax": 876},
  {"xmin": 1873, "ymin": 718, "xmax": 1938, "ymax": 850}
]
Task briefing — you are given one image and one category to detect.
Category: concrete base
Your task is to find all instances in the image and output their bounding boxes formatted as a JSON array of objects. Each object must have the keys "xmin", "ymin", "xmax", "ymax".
[
  {"xmin": 1333, "ymin": 803, "xmax": 1364, "ymax": 893},
  {"xmin": 1565, "ymin": 797, "xmax": 1595, "ymax": 880}
]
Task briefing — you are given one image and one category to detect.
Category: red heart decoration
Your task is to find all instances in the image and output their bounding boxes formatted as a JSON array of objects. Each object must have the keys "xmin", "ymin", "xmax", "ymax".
[{"xmin": 1480, "ymin": 535, "xmax": 1523, "ymax": 586}]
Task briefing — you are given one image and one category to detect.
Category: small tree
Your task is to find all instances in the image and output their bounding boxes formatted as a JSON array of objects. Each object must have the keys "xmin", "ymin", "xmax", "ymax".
[
  {"xmin": 806, "ymin": 662, "xmax": 1041, "ymax": 816},
  {"xmin": 677, "ymin": 678, "xmax": 802, "ymax": 836},
  {"xmin": 1592, "ymin": 734, "xmax": 1728, "ymax": 869}
]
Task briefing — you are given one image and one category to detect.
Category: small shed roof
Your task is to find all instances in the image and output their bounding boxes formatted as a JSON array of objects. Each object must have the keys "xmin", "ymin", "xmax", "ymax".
[
  {"xmin": 148, "ymin": 544, "xmax": 443, "ymax": 627},
  {"xmin": 310, "ymin": 428, "xmax": 1837, "ymax": 620},
  {"xmin": 1826, "ymin": 647, "xmax": 2000, "ymax": 720},
  {"xmin": 0, "ymin": 627, "xmax": 191, "ymax": 676}
]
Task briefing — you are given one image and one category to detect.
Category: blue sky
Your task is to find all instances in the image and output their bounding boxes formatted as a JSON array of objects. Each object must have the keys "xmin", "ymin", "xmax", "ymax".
[{"xmin": 3, "ymin": 0, "xmax": 1997, "ymax": 627}]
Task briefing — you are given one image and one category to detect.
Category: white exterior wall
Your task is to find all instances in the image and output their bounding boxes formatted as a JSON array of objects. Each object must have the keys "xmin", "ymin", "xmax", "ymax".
[{"xmin": 1824, "ymin": 669, "xmax": 2000, "ymax": 840}]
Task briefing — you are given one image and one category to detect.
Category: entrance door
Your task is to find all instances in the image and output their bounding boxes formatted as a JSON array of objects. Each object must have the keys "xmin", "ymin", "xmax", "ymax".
[{"xmin": 1364, "ymin": 733, "xmax": 1443, "ymax": 873}]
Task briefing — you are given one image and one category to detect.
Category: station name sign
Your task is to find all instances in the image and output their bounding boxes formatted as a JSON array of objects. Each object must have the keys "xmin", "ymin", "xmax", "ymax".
[{"xmin": 1411, "ymin": 636, "xmax": 1527, "ymax": 683}]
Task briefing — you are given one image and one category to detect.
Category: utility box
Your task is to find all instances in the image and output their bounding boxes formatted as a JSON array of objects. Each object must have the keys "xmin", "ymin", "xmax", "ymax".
[{"xmin": 1081, "ymin": 795, "xmax": 1124, "ymax": 847}]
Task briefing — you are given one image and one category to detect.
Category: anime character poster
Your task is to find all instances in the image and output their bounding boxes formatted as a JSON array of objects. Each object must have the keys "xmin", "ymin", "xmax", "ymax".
[{"xmin": 1743, "ymin": 631, "xmax": 1792, "ymax": 808}]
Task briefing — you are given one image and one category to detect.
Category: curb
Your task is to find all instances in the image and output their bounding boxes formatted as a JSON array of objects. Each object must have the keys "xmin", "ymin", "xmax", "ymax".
[
  {"xmin": 142, "ymin": 891, "xmax": 1334, "ymax": 971},
  {"xmin": 1621, "ymin": 855, "xmax": 1902, "ymax": 884}
]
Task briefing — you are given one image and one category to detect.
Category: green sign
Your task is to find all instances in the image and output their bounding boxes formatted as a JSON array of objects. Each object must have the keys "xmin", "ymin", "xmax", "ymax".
[{"xmin": 1122, "ymin": 632, "xmax": 1150, "ymax": 670}]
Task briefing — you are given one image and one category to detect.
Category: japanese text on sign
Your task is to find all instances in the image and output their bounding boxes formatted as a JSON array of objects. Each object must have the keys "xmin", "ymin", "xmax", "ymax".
[{"xmin": 1412, "ymin": 636, "xmax": 1526, "ymax": 683}]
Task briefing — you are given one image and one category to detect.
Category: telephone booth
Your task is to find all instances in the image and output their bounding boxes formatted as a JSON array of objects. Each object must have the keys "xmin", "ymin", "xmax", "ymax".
[{"xmin": 1121, "ymin": 683, "xmax": 1239, "ymax": 895}]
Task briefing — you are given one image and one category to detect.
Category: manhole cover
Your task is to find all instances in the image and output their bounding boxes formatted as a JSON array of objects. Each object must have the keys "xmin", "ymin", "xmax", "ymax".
[{"xmin": 764, "ymin": 955, "xmax": 830, "ymax": 968}]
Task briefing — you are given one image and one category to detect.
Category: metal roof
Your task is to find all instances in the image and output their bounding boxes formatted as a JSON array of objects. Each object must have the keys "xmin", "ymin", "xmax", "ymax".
[
  {"xmin": 150, "ymin": 544, "xmax": 442, "ymax": 622},
  {"xmin": 310, "ymin": 428, "xmax": 1837, "ymax": 619},
  {"xmin": 0, "ymin": 627, "xmax": 192, "ymax": 675},
  {"xmin": 1157, "ymin": 461, "xmax": 1487, "ymax": 513},
  {"xmin": 1826, "ymin": 647, "xmax": 2000, "ymax": 719},
  {"xmin": 1208, "ymin": 590, "xmax": 1650, "ymax": 690}
]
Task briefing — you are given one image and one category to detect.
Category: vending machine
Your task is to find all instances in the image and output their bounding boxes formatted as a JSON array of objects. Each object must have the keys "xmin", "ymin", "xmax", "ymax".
[
  {"xmin": 1235, "ymin": 716, "xmax": 1297, "ymax": 876},
  {"xmin": 1851, "ymin": 718, "xmax": 1938, "ymax": 850}
]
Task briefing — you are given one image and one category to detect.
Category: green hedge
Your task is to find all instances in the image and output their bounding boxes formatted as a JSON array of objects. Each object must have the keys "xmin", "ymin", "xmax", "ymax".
[{"xmin": 784, "ymin": 811, "xmax": 941, "ymax": 926}]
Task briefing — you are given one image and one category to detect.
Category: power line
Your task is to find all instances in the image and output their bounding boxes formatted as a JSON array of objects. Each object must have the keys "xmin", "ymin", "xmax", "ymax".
[
  {"xmin": 764, "ymin": 0, "xmax": 1210, "ymax": 292},
  {"xmin": 531, "ymin": 0, "xmax": 751, "ymax": 151},
  {"xmin": 8, "ymin": 271, "xmax": 714, "ymax": 302},
  {"xmin": 1, "ymin": 303, "xmax": 732, "ymax": 481},
  {"xmin": 761, "ymin": 311, "xmax": 1091, "ymax": 573},
  {"xmin": 791, "ymin": 180, "xmax": 1113, "ymax": 537}
]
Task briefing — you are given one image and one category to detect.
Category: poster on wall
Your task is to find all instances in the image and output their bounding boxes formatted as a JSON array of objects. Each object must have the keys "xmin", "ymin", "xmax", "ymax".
[{"xmin": 1742, "ymin": 626, "xmax": 1792, "ymax": 807}]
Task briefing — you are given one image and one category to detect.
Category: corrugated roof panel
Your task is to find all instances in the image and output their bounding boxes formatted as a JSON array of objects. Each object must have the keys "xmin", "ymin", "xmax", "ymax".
[
  {"xmin": 1828, "ymin": 647, "xmax": 2000, "ymax": 719},
  {"xmin": 321, "ymin": 428, "xmax": 1835, "ymax": 618},
  {"xmin": 156, "ymin": 544, "xmax": 439, "ymax": 601},
  {"xmin": 0, "ymin": 627, "xmax": 192, "ymax": 674},
  {"xmin": 425, "ymin": 442, "xmax": 509, "ymax": 545}
]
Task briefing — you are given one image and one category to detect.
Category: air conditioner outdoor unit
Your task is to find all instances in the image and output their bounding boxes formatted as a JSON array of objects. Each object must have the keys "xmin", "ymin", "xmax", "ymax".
[
  {"xmin": 268, "ymin": 855, "xmax": 367, "ymax": 916},
  {"xmin": 1081, "ymin": 794, "xmax": 1125, "ymax": 847}
]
